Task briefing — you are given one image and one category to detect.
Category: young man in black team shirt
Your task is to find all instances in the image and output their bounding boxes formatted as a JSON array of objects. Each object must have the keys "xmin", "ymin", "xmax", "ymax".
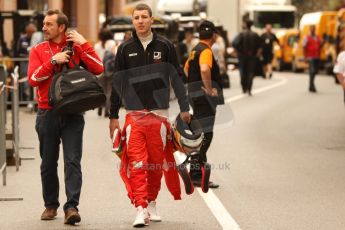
[{"xmin": 109, "ymin": 3, "xmax": 191, "ymax": 227}]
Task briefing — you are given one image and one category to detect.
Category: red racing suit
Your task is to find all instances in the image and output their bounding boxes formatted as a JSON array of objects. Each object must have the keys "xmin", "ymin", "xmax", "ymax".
[
  {"xmin": 112, "ymin": 31, "xmax": 188, "ymax": 208},
  {"xmin": 28, "ymin": 35, "xmax": 104, "ymax": 109},
  {"xmin": 119, "ymin": 111, "xmax": 181, "ymax": 208}
]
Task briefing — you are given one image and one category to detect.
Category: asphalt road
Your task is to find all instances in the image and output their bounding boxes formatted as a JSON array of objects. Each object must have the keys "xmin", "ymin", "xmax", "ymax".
[{"xmin": 1, "ymin": 70, "xmax": 345, "ymax": 230}]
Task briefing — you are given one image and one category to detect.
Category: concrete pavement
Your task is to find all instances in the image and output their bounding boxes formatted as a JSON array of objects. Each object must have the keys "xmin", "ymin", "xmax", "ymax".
[{"xmin": 2, "ymin": 70, "xmax": 344, "ymax": 230}]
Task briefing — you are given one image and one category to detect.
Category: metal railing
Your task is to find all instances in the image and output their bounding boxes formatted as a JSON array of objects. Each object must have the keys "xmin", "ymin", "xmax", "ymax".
[
  {"xmin": 0, "ymin": 64, "xmax": 23, "ymax": 186},
  {"xmin": 11, "ymin": 66, "xmax": 20, "ymax": 172},
  {"xmin": 0, "ymin": 65, "xmax": 7, "ymax": 185},
  {"xmin": 0, "ymin": 57, "xmax": 36, "ymax": 108}
]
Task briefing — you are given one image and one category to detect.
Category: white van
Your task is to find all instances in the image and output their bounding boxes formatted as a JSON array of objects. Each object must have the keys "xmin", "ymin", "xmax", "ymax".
[{"xmin": 157, "ymin": 0, "xmax": 207, "ymax": 16}]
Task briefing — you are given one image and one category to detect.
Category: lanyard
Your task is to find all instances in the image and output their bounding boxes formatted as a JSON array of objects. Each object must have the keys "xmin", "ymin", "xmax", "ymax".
[
  {"xmin": 48, "ymin": 42, "xmax": 59, "ymax": 72},
  {"xmin": 48, "ymin": 42, "xmax": 55, "ymax": 56}
]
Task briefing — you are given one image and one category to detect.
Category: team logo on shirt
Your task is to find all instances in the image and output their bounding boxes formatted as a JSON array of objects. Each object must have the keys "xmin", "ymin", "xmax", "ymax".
[
  {"xmin": 153, "ymin": 52, "xmax": 161, "ymax": 62},
  {"xmin": 188, "ymin": 51, "xmax": 195, "ymax": 61}
]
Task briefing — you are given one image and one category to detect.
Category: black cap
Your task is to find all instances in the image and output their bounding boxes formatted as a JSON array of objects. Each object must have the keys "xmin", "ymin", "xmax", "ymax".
[{"xmin": 199, "ymin": 20, "xmax": 218, "ymax": 34}]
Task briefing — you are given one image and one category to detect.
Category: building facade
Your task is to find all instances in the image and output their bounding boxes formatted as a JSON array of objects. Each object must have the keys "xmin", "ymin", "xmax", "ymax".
[{"xmin": 0, "ymin": 0, "xmax": 129, "ymax": 52}]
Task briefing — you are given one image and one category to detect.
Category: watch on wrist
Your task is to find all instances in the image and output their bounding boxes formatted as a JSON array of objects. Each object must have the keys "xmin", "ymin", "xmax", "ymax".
[{"xmin": 50, "ymin": 58, "xmax": 57, "ymax": 65}]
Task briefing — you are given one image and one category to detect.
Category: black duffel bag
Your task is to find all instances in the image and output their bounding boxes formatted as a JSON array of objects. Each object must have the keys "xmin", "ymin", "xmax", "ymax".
[{"xmin": 49, "ymin": 60, "xmax": 106, "ymax": 114}]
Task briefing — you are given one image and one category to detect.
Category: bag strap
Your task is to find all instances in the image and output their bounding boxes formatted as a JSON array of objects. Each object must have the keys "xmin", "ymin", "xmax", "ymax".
[
  {"xmin": 60, "ymin": 56, "xmax": 80, "ymax": 72},
  {"xmin": 70, "ymin": 58, "xmax": 79, "ymax": 69},
  {"xmin": 49, "ymin": 42, "xmax": 81, "ymax": 74}
]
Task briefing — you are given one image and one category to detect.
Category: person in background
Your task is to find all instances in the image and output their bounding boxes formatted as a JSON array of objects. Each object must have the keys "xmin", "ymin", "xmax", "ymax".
[
  {"xmin": 27, "ymin": 24, "xmax": 44, "ymax": 111},
  {"xmin": 232, "ymin": 20, "xmax": 262, "ymax": 96},
  {"xmin": 303, "ymin": 25, "xmax": 322, "ymax": 93},
  {"xmin": 109, "ymin": 3, "xmax": 191, "ymax": 228},
  {"xmin": 123, "ymin": 30, "xmax": 132, "ymax": 41},
  {"xmin": 333, "ymin": 50, "xmax": 345, "ymax": 104},
  {"xmin": 184, "ymin": 20, "xmax": 224, "ymax": 188},
  {"xmin": 177, "ymin": 29, "xmax": 199, "ymax": 77},
  {"xmin": 94, "ymin": 28, "xmax": 116, "ymax": 117},
  {"xmin": 183, "ymin": 30, "xmax": 199, "ymax": 63},
  {"xmin": 28, "ymin": 9, "xmax": 103, "ymax": 225},
  {"xmin": 30, "ymin": 29, "xmax": 44, "ymax": 48},
  {"xmin": 184, "ymin": 30, "xmax": 199, "ymax": 57},
  {"xmin": 17, "ymin": 22, "xmax": 37, "ymax": 102},
  {"xmin": 212, "ymin": 34, "xmax": 227, "ymax": 81},
  {"xmin": 260, "ymin": 24, "xmax": 279, "ymax": 79}
]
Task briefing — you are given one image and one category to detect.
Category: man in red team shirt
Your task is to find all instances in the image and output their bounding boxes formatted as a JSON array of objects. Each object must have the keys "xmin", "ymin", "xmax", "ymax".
[
  {"xmin": 303, "ymin": 25, "xmax": 322, "ymax": 93},
  {"xmin": 28, "ymin": 9, "xmax": 103, "ymax": 225}
]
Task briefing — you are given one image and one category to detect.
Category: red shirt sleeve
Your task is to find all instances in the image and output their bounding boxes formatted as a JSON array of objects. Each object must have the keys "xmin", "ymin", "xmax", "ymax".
[
  {"xmin": 28, "ymin": 45, "xmax": 56, "ymax": 87},
  {"xmin": 75, "ymin": 42, "xmax": 104, "ymax": 75}
]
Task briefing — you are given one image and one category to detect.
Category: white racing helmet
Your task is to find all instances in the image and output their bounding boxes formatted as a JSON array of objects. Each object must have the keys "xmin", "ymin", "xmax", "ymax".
[{"xmin": 172, "ymin": 115, "xmax": 204, "ymax": 154}]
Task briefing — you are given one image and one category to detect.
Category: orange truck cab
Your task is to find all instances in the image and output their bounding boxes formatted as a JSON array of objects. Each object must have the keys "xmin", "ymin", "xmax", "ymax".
[{"xmin": 272, "ymin": 29, "xmax": 299, "ymax": 71}]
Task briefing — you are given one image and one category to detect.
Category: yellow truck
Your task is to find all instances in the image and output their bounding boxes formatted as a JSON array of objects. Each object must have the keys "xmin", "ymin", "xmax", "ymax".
[
  {"xmin": 272, "ymin": 28, "xmax": 299, "ymax": 71},
  {"xmin": 291, "ymin": 11, "xmax": 337, "ymax": 74},
  {"xmin": 336, "ymin": 9, "xmax": 345, "ymax": 54}
]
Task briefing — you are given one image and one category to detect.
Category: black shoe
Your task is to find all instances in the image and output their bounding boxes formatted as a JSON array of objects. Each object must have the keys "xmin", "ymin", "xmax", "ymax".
[
  {"xmin": 97, "ymin": 107, "xmax": 102, "ymax": 116},
  {"xmin": 208, "ymin": 181, "xmax": 220, "ymax": 188},
  {"xmin": 192, "ymin": 179, "xmax": 219, "ymax": 189},
  {"xmin": 269, "ymin": 73, "xmax": 272, "ymax": 79},
  {"xmin": 248, "ymin": 91, "xmax": 252, "ymax": 96},
  {"xmin": 309, "ymin": 88, "xmax": 317, "ymax": 93},
  {"xmin": 192, "ymin": 179, "xmax": 202, "ymax": 187}
]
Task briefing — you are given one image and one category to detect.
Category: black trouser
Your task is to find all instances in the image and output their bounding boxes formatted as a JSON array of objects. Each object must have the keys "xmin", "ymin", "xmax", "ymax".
[
  {"xmin": 189, "ymin": 97, "xmax": 216, "ymax": 180},
  {"xmin": 239, "ymin": 56, "xmax": 257, "ymax": 93},
  {"xmin": 308, "ymin": 58, "xmax": 319, "ymax": 91},
  {"xmin": 35, "ymin": 109, "xmax": 84, "ymax": 212},
  {"xmin": 98, "ymin": 75, "xmax": 112, "ymax": 116}
]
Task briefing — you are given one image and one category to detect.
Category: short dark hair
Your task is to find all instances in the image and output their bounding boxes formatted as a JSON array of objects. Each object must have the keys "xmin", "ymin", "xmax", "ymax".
[
  {"xmin": 46, "ymin": 9, "xmax": 69, "ymax": 32},
  {"xmin": 133, "ymin": 3, "xmax": 152, "ymax": 17},
  {"xmin": 199, "ymin": 20, "xmax": 217, "ymax": 40},
  {"xmin": 245, "ymin": 20, "xmax": 253, "ymax": 29}
]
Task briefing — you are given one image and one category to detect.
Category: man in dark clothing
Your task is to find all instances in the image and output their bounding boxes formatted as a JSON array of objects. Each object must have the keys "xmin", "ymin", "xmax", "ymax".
[
  {"xmin": 261, "ymin": 24, "xmax": 280, "ymax": 78},
  {"xmin": 232, "ymin": 20, "xmax": 262, "ymax": 96},
  {"xmin": 184, "ymin": 20, "xmax": 224, "ymax": 188},
  {"xmin": 109, "ymin": 4, "xmax": 191, "ymax": 227}
]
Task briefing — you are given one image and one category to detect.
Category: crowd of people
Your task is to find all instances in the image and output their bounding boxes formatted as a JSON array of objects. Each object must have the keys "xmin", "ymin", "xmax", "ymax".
[
  {"xmin": 26, "ymin": 3, "xmax": 224, "ymax": 228},
  {"xmin": 231, "ymin": 20, "xmax": 334, "ymax": 95},
  {"xmin": 22, "ymin": 2, "xmax": 345, "ymax": 229},
  {"xmin": 232, "ymin": 20, "xmax": 284, "ymax": 96}
]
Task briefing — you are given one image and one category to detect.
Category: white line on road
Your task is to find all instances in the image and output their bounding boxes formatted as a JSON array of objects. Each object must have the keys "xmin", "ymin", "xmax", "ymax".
[
  {"xmin": 197, "ymin": 188, "xmax": 241, "ymax": 230},
  {"xmin": 198, "ymin": 76, "xmax": 288, "ymax": 230},
  {"xmin": 225, "ymin": 76, "xmax": 288, "ymax": 103}
]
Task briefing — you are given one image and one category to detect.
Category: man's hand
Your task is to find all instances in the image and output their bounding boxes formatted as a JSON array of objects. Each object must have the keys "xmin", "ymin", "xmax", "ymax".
[
  {"xmin": 109, "ymin": 119, "xmax": 121, "ymax": 139},
  {"xmin": 52, "ymin": 51, "xmax": 72, "ymax": 64},
  {"xmin": 66, "ymin": 30, "xmax": 87, "ymax": 45},
  {"xmin": 180, "ymin": 112, "xmax": 191, "ymax": 123},
  {"xmin": 201, "ymin": 86, "xmax": 218, "ymax": 97}
]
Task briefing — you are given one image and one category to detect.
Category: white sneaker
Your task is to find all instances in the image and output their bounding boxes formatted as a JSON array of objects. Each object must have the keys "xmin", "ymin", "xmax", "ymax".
[
  {"xmin": 132, "ymin": 206, "xmax": 149, "ymax": 227},
  {"xmin": 147, "ymin": 201, "xmax": 162, "ymax": 222}
]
